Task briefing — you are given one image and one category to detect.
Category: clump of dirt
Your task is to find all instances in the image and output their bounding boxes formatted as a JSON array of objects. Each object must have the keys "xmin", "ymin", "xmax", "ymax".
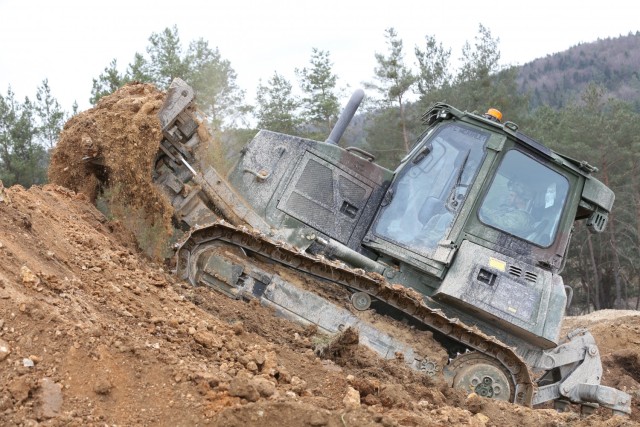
[
  {"xmin": 48, "ymin": 82, "xmax": 174, "ymax": 252},
  {"xmin": 314, "ymin": 326, "xmax": 360, "ymax": 360}
]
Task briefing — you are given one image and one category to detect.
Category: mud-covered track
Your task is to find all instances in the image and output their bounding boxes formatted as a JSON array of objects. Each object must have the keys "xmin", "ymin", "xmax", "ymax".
[{"xmin": 177, "ymin": 221, "xmax": 535, "ymax": 406}]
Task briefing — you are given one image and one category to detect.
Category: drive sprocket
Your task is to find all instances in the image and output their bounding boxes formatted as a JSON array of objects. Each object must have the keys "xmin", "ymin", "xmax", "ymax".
[{"xmin": 443, "ymin": 351, "xmax": 516, "ymax": 401}]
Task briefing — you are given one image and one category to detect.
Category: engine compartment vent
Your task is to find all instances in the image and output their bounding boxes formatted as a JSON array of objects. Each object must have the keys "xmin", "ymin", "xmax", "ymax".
[
  {"xmin": 509, "ymin": 265, "xmax": 522, "ymax": 278},
  {"xmin": 524, "ymin": 271, "xmax": 538, "ymax": 283},
  {"xmin": 279, "ymin": 153, "xmax": 372, "ymax": 245},
  {"xmin": 509, "ymin": 265, "xmax": 538, "ymax": 283}
]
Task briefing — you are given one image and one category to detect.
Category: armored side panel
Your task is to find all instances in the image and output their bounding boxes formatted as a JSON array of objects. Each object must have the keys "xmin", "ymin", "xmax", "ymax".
[
  {"xmin": 226, "ymin": 130, "xmax": 393, "ymax": 250},
  {"xmin": 434, "ymin": 240, "xmax": 566, "ymax": 349}
]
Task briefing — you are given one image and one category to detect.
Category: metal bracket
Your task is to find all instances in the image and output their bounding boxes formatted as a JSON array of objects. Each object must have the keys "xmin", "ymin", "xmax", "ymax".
[{"xmin": 533, "ymin": 330, "xmax": 631, "ymax": 414}]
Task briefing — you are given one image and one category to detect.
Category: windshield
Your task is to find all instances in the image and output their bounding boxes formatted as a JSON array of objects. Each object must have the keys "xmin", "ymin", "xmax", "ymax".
[
  {"xmin": 373, "ymin": 123, "xmax": 488, "ymax": 255},
  {"xmin": 478, "ymin": 150, "xmax": 569, "ymax": 246}
]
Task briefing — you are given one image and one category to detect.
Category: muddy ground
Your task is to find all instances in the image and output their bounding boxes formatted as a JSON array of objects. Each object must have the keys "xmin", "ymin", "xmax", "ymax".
[
  {"xmin": 4, "ymin": 185, "xmax": 640, "ymax": 427},
  {"xmin": 1, "ymin": 83, "xmax": 639, "ymax": 426}
]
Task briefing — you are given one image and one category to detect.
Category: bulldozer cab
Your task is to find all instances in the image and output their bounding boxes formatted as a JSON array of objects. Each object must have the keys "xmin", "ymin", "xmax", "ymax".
[
  {"xmin": 365, "ymin": 103, "xmax": 606, "ymax": 280},
  {"xmin": 363, "ymin": 103, "xmax": 613, "ymax": 348}
]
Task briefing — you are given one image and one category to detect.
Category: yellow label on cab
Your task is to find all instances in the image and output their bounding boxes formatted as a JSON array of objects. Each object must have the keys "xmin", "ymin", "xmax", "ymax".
[{"xmin": 489, "ymin": 257, "xmax": 506, "ymax": 272}]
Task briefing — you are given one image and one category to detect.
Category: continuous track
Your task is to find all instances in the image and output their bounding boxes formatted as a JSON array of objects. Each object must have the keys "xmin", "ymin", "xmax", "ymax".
[{"xmin": 176, "ymin": 221, "xmax": 535, "ymax": 406}]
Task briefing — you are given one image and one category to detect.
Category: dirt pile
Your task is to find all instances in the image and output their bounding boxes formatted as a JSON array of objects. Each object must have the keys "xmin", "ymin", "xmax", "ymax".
[
  {"xmin": 47, "ymin": 83, "xmax": 174, "ymax": 257},
  {"xmin": 0, "ymin": 184, "xmax": 638, "ymax": 425}
]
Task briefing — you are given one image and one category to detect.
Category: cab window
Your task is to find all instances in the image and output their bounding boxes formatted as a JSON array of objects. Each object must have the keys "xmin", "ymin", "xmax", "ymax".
[
  {"xmin": 479, "ymin": 150, "xmax": 569, "ymax": 246},
  {"xmin": 373, "ymin": 123, "xmax": 488, "ymax": 255}
]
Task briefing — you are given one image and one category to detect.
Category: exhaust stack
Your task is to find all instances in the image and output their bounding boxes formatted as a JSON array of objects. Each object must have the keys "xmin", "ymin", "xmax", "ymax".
[{"xmin": 326, "ymin": 89, "xmax": 364, "ymax": 145}]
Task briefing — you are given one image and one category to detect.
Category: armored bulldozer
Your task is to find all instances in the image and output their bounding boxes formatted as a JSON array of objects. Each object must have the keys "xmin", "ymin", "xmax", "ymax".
[{"xmin": 154, "ymin": 78, "xmax": 631, "ymax": 415}]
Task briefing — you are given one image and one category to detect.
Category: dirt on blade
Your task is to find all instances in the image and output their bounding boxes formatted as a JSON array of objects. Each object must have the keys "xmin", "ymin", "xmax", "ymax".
[{"xmin": 48, "ymin": 82, "xmax": 174, "ymax": 253}]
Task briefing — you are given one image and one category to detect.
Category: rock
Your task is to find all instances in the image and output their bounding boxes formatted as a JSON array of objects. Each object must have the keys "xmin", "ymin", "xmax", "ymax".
[
  {"xmin": 36, "ymin": 378, "xmax": 63, "ymax": 420},
  {"xmin": 472, "ymin": 412, "xmax": 490, "ymax": 426},
  {"xmin": 276, "ymin": 367, "xmax": 292, "ymax": 384},
  {"xmin": 231, "ymin": 321, "xmax": 244, "ymax": 335},
  {"xmin": 290, "ymin": 376, "xmax": 307, "ymax": 393},
  {"xmin": 308, "ymin": 410, "xmax": 329, "ymax": 426},
  {"xmin": 0, "ymin": 338, "xmax": 10, "ymax": 361},
  {"xmin": 197, "ymin": 320, "xmax": 209, "ymax": 331},
  {"xmin": 343, "ymin": 386, "xmax": 361, "ymax": 411},
  {"xmin": 193, "ymin": 331, "xmax": 220, "ymax": 349},
  {"xmin": 285, "ymin": 390, "xmax": 298, "ymax": 400},
  {"xmin": 379, "ymin": 384, "xmax": 411, "ymax": 408},
  {"xmin": 362, "ymin": 394, "xmax": 380, "ymax": 406},
  {"xmin": 0, "ymin": 180, "xmax": 10, "ymax": 204},
  {"xmin": 8, "ymin": 377, "xmax": 32, "ymax": 403},
  {"xmin": 262, "ymin": 351, "xmax": 278, "ymax": 372},
  {"xmin": 253, "ymin": 352, "xmax": 265, "ymax": 366},
  {"xmin": 466, "ymin": 392, "xmax": 485, "ymax": 414},
  {"xmin": 349, "ymin": 377, "xmax": 380, "ymax": 397},
  {"xmin": 381, "ymin": 416, "xmax": 397, "ymax": 427},
  {"xmin": 229, "ymin": 378, "xmax": 259, "ymax": 402},
  {"xmin": 93, "ymin": 377, "xmax": 113, "ymax": 395},
  {"xmin": 238, "ymin": 354, "xmax": 251, "ymax": 366},
  {"xmin": 21, "ymin": 265, "xmax": 40, "ymax": 286},
  {"xmin": 252, "ymin": 377, "xmax": 276, "ymax": 398},
  {"xmin": 0, "ymin": 393, "xmax": 12, "ymax": 411}
]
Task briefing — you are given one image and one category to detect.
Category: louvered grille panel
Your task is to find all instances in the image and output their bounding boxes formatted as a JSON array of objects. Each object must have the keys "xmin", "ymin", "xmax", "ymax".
[
  {"xmin": 525, "ymin": 272, "xmax": 538, "ymax": 283},
  {"xmin": 287, "ymin": 192, "xmax": 334, "ymax": 230},
  {"xmin": 294, "ymin": 159, "xmax": 334, "ymax": 207},
  {"xmin": 279, "ymin": 155, "xmax": 373, "ymax": 244},
  {"xmin": 508, "ymin": 265, "xmax": 538, "ymax": 284},
  {"xmin": 509, "ymin": 266, "xmax": 523, "ymax": 277},
  {"xmin": 338, "ymin": 176, "xmax": 366, "ymax": 202}
]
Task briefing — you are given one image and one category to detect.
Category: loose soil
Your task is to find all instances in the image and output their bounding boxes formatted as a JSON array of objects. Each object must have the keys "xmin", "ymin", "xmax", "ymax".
[{"xmin": 1, "ymin": 83, "xmax": 638, "ymax": 426}]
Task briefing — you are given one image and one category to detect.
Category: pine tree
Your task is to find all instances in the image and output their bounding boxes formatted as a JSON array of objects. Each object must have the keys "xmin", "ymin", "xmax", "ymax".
[
  {"xmin": 90, "ymin": 59, "xmax": 127, "ymax": 105},
  {"xmin": 146, "ymin": 26, "xmax": 190, "ymax": 90},
  {"xmin": 457, "ymin": 24, "xmax": 501, "ymax": 84},
  {"xmin": 415, "ymin": 34, "xmax": 451, "ymax": 97},
  {"xmin": 255, "ymin": 72, "xmax": 301, "ymax": 134},
  {"xmin": 296, "ymin": 48, "xmax": 340, "ymax": 138},
  {"xmin": 185, "ymin": 38, "xmax": 247, "ymax": 129},
  {"xmin": 0, "ymin": 89, "xmax": 47, "ymax": 187},
  {"xmin": 35, "ymin": 79, "xmax": 66, "ymax": 149},
  {"xmin": 90, "ymin": 27, "xmax": 247, "ymax": 129},
  {"xmin": 366, "ymin": 28, "xmax": 416, "ymax": 152}
]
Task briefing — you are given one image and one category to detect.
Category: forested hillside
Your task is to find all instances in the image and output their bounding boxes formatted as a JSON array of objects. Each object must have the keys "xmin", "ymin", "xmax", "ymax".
[{"xmin": 518, "ymin": 31, "xmax": 640, "ymax": 109}]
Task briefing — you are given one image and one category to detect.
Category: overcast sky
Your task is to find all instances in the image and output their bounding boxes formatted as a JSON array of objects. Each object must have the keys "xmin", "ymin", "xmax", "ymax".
[{"xmin": 1, "ymin": 0, "xmax": 638, "ymax": 113}]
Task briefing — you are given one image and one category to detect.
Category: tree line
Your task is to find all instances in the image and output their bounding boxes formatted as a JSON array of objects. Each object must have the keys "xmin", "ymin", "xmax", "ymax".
[
  {"xmin": 2, "ymin": 25, "xmax": 640, "ymax": 313},
  {"xmin": 0, "ymin": 80, "xmax": 70, "ymax": 187}
]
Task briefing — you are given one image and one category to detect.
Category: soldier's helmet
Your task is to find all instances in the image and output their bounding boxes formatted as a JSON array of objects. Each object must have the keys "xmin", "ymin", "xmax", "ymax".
[{"xmin": 508, "ymin": 180, "xmax": 533, "ymax": 201}]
